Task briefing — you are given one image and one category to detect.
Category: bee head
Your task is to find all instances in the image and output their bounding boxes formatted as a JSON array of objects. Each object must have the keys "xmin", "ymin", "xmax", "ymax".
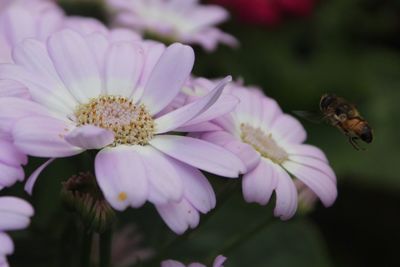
[
  {"xmin": 360, "ymin": 124, "xmax": 373, "ymax": 143},
  {"xmin": 320, "ymin": 93, "xmax": 336, "ymax": 110}
]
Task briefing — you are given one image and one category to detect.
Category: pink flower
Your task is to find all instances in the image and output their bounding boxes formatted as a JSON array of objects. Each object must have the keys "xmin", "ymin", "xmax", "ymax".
[
  {"xmin": 0, "ymin": 0, "xmax": 141, "ymax": 190},
  {"xmin": 0, "ymin": 196, "xmax": 34, "ymax": 266},
  {"xmin": 106, "ymin": 0, "xmax": 238, "ymax": 51},
  {"xmin": 0, "ymin": 29, "xmax": 245, "ymax": 233},
  {"xmin": 162, "ymin": 255, "xmax": 227, "ymax": 267},
  {"xmin": 0, "ymin": 0, "xmax": 140, "ymax": 98},
  {"xmin": 195, "ymin": 81, "xmax": 337, "ymax": 219}
]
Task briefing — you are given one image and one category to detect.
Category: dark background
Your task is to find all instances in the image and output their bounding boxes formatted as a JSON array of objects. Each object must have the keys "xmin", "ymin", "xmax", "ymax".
[{"xmin": 3, "ymin": 0, "xmax": 400, "ymax": 266}]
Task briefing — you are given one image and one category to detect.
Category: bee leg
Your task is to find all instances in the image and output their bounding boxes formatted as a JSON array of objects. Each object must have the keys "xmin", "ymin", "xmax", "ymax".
[{"xmin": 349, "ymin": 137, "xmax": 365, "ymax": 151}]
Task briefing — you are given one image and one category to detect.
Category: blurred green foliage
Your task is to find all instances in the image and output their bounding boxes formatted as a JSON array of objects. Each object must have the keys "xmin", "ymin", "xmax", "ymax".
[{"xmin": 3, "ymin": 0, "xmax": 400, "ymax": 266}]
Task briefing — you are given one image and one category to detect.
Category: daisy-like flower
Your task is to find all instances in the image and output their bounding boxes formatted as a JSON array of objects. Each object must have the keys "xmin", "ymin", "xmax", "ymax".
[
  {"xmin": 162, "ymin": 255, "xmax": 227, "ymax": 267},
  {"xmin": 0, "ymin": 0, "xmax": 140, "ymax": 190},
  {"xmin": 0, "ymin": 196, "xmax": 34, "ymax": 267},
  {"xmin": 106, "ymin": 0, "xmax": 238, "ymax": 51},
  {"xmin": 193, "ymin": 81, "xmax": 337, "ymax": 219},
  {"xmin": 0, "ymin": 29, "xmax": 244, "ymax": 233}
]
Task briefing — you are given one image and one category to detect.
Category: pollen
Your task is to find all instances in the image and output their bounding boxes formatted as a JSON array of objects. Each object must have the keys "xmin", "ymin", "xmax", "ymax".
[
  {"xmin": 118, "ymin": 192, "xmax": 128, "ymax": 202},
  {"xmin": 74, "ymin": 96, "xmax": 155, "ymax": 146},
  {"xmin": 240, "ymin": 123, "xmax": 289, "ymax": 164}
]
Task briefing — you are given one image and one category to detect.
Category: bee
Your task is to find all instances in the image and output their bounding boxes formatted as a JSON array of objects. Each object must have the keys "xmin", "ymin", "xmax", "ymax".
[
  {"xmin": 294, "ymin": 94, "xmax": 373, "ymax": 150},
  {"xmin": 319, "ymin": 93, "xmax": 373, "ymax": 150}
]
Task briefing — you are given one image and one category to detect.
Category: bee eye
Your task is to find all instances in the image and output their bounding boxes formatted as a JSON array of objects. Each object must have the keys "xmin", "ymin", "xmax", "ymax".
[
  {"xmin": 320, "ymin": 94, "xmax": 335, "ymax": 109},
  {"xmin": 360, "ymin": 126, "xmax": 373, "ymax": 143}
]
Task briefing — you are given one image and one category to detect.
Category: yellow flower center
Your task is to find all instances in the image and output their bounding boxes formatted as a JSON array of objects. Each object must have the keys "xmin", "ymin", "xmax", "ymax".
[
  {"xmin": 75, "ymin": 96, "xmax": 155, "ymax": 146},
  {"xmin": 240, "ymin": 123, "xmax": 288, "ymax": 164}
]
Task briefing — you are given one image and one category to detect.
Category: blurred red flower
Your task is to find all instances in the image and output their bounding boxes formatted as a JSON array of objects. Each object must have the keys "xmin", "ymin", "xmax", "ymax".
[{"xmin": 211, "ymin": 0, "xmax": 315, "ymax": 26}]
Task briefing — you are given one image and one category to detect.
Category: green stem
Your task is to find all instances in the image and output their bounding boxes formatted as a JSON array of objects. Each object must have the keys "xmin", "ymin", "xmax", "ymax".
[
  {"xmin": 81, "ymin": 231, "xmax": 93, "ymax": 267},
  {"xmin": 143, "ymin": 180, "xmax": 239, "ymax": 267},
  {"xmin": 99, "ymin": 229, "xmax": 113, "ymax": 267},
  {"xmin": 206, "ymin": 216, "xmax": 275, "ymax": 265}
]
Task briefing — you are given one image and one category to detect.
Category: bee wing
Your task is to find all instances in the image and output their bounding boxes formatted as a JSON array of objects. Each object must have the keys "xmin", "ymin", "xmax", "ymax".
[{"xmin": 292, "ymin": 110, "xmax": 325, "ymax": 124}]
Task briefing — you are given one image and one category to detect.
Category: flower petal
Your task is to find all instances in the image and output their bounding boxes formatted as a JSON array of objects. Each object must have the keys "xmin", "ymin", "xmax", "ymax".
[
  {"xmin": 150, "ymin": 135, "xmax": 245, "ymax": 177},
  {"xmin": 156, "ymin": 198, "xmax": 200, "ymax": 235},
  {"xmin": 285, "ymin": 144, "xmax": 328, "ymax": 163},
  {"xmin": 135, "ymin": 145, "xmax": 183, "ymax": 204},
  {"xmin": 47, "ymin": 29, "xmax": 102, "ymax": 103},
  {"xmin": 271, "ymin": 114, "xmax": 307, "ymax": 144},
  {"xmin": 213, "ymin": 255, "xmax": 227, "ymax": 267},
  {"xmin": 141, "ymin": 43, "xmax": 194, "ymax": 115},
  {"xmin": 11, "ymin": 38, "xmax": 78, "ymax": 114},
  {"xmin": 0, "ymin": 197, "xmax": 34, "ymax": 218},
  {"xmin": 25, "ymin": 158, "xmax": 55, "ymax": 195},
  {"xmin": 283, "ymin": 160, "xmax": 337, "ymax": 207},
  {"xmin": 288, "ymin": 155, "xmax": 336, "ymax": 182},
  {"xmin": 242, "ymin": 159, "xmax": 278, "ymax": 205},
  {"xmin": 199, "ymin": 131, "xmax": 260, "ymax": 171},
  {"xmin": 0, "ymin": 140, "xmax": 27, "ymax": 167},
  {"xmin": 273, "ymin": 164, "xmax": 298, "ymax": 220},
  {"xmin": 105, "ymin": 42, "xmax": 144, "ymax": 97},
  {"xmin": 0, "ymin": 197, "xmax": 33, "ymax": 231},
  {"xmin": 65, "ymin": 125, "xmax": 114, "ymax": 150},
  {"xmin": 173, "ymin": 160, "xmax": 216, "ymax": 213},
  {"xmin": 182, "ymin": 93, "xmax": 238, "ymax": 127},
  {"xmin": 155, "ymin": 76, "xmax": 231, "ymax": 134},
  {"xmin": 0, "ymin": 232, "xmax": 13, "ymax": 256},
  {"xmin": 0, "ymin": 97, "xmax": 53, "ymax": 133},
  {"xmin": 95, "ymin": 146, "xmax": 148, "ymax": 210},
  {"xmin": 161, "ymin": 260, "xmax": 186, "ymax": 267},
  {"xmin": 13, "ymin": 116, "xmax": 83, "ymax": 157},
  {"xmin": 0, "ymin": 164, "xmax": 24, "ymax": 190}
]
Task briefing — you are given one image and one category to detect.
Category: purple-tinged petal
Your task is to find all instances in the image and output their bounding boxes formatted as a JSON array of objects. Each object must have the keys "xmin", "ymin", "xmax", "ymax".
[
  {"xmin": 285, "ymin": 144, "xmax": 328, "ymax": 163},
  {"xmin": 200, "ymin": 131, "xmax": 260, "ymax": 171},
  {"xmin": 135, "ymin": 145, "xmax": 183, "ymax": 204},
  {"xmin": 0, "ymin": 64, "xmax": 76, "ymax": 115},
  {"xmin": 141, "ymin": 43, "xmax": 194, "ymax": 115},
  {"xmin": 0, "ymin": 197, "xmax": 33, "ymax": 231},
  {"xmin": 173, "ymin": 160, "xmax": 216, "ymax": 213},
  {"xmin": 0, "ymin": 140, "xmax": 27, "ymax": 167},
  {"xmin": 25, "ymin": 158, "xmax": 55, "ymax": 195},
  {"xmin": 0, "ymin": 232, "xmax": 13, "ymax": 256},
  {"xmin": 283, "ymin": 161, "xmax": 337, "ymax": 207},
  {"xmin": 288, "ymin": 155, "xmax": 336, "ymax": 182},
  {"xmin": 259, "ymin": 97, "xmax": 283, "ymax": 131},
  {"xmin": 155, "ymin": 76, "xmax": 231, "ymax": 134},
  {"xmin": 175, "ymin": 122, "xmax": 222, "ymax": 132},
  {"xmin": 95, "ymin": 146, "xmax": 148, "ymax": 210},
  {"xmin": 270, "ymin": 114, "xmax": 306, "ymax": 144},
  {"xmin": 0, "ymin": 164, "xmax": 24, "ymax": 190},
  {"xmin": 156, "ymin": 198, "xmax": 200, "ymax": 235},
  {"xmin": 13, "ymin": 116, "xmax": 84, "ymax": 157},
  {"xmin": 47, "ymin": 29, "xmax": 102, "ymax": 103},
  {"xmin": 105, "ymin": 42, "xmax": 144, "ymax": 98},
  {"xmin": 213, "ymin": 255, "xmax": 227, "ymax": 267},
  {"xmin": 135, "ymin": 42, "xmax": 165, "ymax": 101},
  {"xmin": 273, "ymin": 165, "xmax": 298, "ymax": 220},
  {"xmin": 11, "ymin": 39, "xmax": 78, "ymax": 113},
  {"xmin": 65, "ymin": 125, "xmax": 114, "ymax": 150},
  {"xmin": 182, "ymin": 93, "xmax": 238, "ymax": 127},
  {"xmin": 0, "ymin": 197, "xmax": 34, "ymax": 218},
  {"xmin": 150, "ymin": 135, "xmax": 245, "ymax": 178},
  {"xmin": 212, "ymin": 113, "xmax": 240, "ymax": 137},
  {"xmin": 0, "ymin": 80, "xmax": 30, "ymax": 99},
  {"xmin": 161, "ymin": 260, "xmax": 186, "ymax": 267},
  {"xmin": 242, "ymin": 159, "xmax": 278, "ymax": 205},
  {"xmin": 0, "ymin": 97, "xmax": 53, "ymax": 133}
]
